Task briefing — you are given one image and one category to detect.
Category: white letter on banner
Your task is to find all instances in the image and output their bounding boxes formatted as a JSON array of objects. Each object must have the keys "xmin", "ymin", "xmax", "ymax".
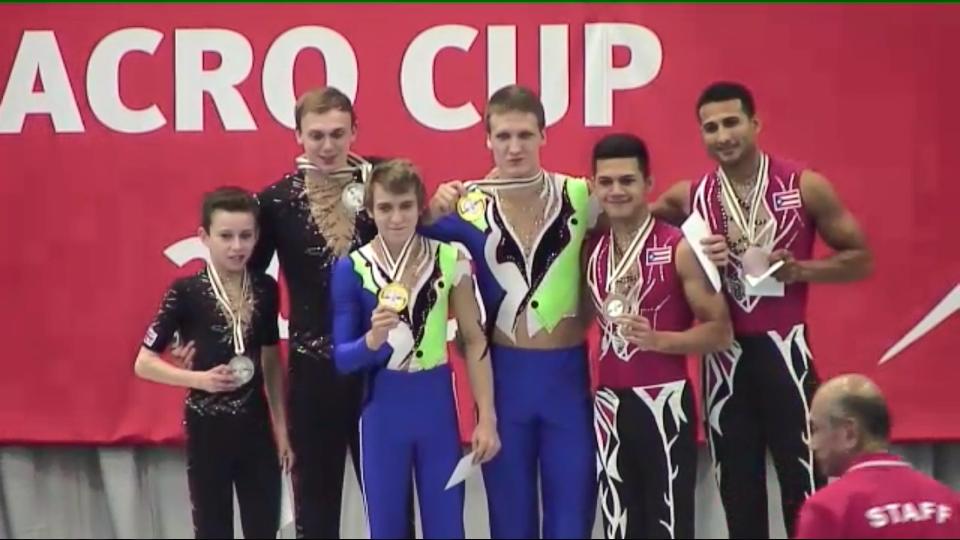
[
  {"xmin": 263, "ymin": 26, "xmax": 358, "ymax": 130},
  {"xmin": 486, "ymin": 25, "xmax": 569, "ymax": 127},
  {"xmin": 584, "ymin": 23, "xmax": 663, "ymax": 126},
  {"xmin": 87, "ymin": 28, "xmax": 166, "ymax": 134},
  {"xmin": 174, "ymin": 29, "xmax": 256, "ymax": 132},
  {"xmin": 0, "ymin": 31, "xmax": 84, "ymax": 133},
  {"xmin": 486, "ymin": 25, "xmax": 516, "ymax": 98},
  {"xmin": 401, "ymin": 25, "xmax": 480, "ymax": 131},
  {"xmin": 539, "ymin": 25, "xmax": 569, "ymax": 126}
]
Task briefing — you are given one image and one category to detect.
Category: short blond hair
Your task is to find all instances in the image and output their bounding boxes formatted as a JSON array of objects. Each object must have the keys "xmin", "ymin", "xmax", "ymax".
[
  {"xmin": 484, "ymin": 84, "xmax": 546, "ymax": 132},
  {"xmin": 294, "ymin": 87, "xmax": 355, "ymax": 132},
  {"xmin": 364, "ymin": 159, "xmax": 426, "ymax": 211}
]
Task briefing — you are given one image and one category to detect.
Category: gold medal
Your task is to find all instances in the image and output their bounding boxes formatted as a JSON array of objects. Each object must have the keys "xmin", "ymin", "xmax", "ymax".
[
  {"xmin": 378, "ymin": 282, "xmax": 410, "ymax": 312},
  {"xmin": 457, "ymin": 190, "xmax": 486, "ymax": 221},
  {"xmin": 374, "ymin": 232, "xmax": 420, "ymax": 313}
]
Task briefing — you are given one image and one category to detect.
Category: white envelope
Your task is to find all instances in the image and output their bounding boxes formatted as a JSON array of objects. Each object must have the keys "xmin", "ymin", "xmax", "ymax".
[{"xmin": 680, "ymin": 212, "xmax": 723, "ymax": 292}]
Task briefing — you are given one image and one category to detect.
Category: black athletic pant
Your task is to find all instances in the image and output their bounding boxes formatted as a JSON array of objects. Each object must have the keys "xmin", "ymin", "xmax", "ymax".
[
  {"xmin": 186, "ymin": 411, "xmax": 281, "ymax": 539},
  {"xmin": 702, "ymin": 324, "xmax": 826, "ymax": 539},
  {"xmin": 594, "ymin": 380, "xmax": 697, "ymax": 539},
  {"xmin": 288, "ymin": 349, "xmax": 415, "ymax": 538}
]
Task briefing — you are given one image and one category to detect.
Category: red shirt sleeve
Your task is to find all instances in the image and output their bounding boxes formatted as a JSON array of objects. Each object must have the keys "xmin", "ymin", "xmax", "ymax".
[{"xmin": 796, "ymin": 498, "xmax": 841, "ymax": 539}]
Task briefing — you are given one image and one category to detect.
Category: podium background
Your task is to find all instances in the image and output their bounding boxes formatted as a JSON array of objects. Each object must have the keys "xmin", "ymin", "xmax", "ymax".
[{"xmin": 1, "ymin": 3, "xmax": 958, "ymax": 538}]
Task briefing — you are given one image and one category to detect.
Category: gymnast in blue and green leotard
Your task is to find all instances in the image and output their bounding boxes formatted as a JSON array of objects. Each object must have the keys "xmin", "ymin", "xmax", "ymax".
[
  {"xmin": 420, "ymin": 85, "xmax": 601, "ymax": 539},
  {"xmin": 331, "ymin": 159, "xmax": 500, "ymax": 539}
]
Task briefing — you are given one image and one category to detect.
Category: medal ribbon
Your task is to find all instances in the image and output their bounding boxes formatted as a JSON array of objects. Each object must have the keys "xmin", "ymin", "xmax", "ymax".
[
  {"xmin": 717, "ymin": 153, "xmax": 769, "ymax": 245},
  {"xmin": 295, "ymin": 152, "xmax": 372, "ymax": 180},
  {"xmin": 605, "ymin": 213, "xmax": 654, "ymax": 295},
  {"xmin": 207, "ymin": 264, "xmax": 249, "ymax": 356},
  {"xmin": 465, "ymin": 169, "xmax": 546, "ymax": 193},
  {"xmin": 376, "ymin": 234, "xmax": 419, "ymax": 285}
]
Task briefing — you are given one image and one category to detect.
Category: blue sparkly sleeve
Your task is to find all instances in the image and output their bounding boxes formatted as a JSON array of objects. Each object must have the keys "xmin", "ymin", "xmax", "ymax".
[
  {"xmin": 331, "ymin": 256, "xmax": 391, "ymax": 373},
  {"xmin": 418, "ymin": 213, "xmax": 462, "ymax": 243}
]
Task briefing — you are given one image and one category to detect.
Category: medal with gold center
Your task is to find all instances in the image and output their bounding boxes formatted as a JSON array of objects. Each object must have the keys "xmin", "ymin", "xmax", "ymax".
[{"xmin": 375, "ymin": 234, "xmax": 418, "ymax": 313}]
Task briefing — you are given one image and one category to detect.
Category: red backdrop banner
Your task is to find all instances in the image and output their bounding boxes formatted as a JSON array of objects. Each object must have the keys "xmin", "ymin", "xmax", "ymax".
[{"xmin": 1, "ymin": 4, "xmax": 957, "ymax": 444}]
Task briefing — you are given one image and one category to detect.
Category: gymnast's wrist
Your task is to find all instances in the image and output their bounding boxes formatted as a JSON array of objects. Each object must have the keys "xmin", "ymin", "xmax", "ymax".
[
  {"xmin": 364, "ymin": 331, "xmax": 386, "ymax": 351},
  {"xmin": 477, "ymin": 407, "xmax": 497, "ymax": 426}
]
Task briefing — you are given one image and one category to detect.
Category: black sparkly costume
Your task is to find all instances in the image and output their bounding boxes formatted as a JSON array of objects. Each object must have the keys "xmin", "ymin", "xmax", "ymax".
[
  {"xmin": 249, "ymin": 160, "xmax": 414, "ymax": 539},
  {"xmin": 143, "ymin": 268, "xmax": 281, "ymax": 538}
]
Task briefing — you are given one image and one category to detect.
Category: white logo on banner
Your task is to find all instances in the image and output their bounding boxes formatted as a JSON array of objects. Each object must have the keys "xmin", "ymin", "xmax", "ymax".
[
  {"xmin": 879, "ymin": 283, "xmax": 960, "ymax": 365},
  {"xmin": 0, "ymin": 24, "xmax": 663, "ymax": 133}
]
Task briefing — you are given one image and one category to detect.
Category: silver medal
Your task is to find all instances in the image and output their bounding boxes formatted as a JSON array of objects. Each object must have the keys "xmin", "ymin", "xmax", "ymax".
[
  {"xmin": 604, "ymin": 294, "xmax": 628, "ymax": 319},
  {"xmin": 341, "ymin": 183, "xmax": 365, "ymax": 213},
  {"xmin": 228, "ymin": 355, "xmax": 255, "ymax": 386}
]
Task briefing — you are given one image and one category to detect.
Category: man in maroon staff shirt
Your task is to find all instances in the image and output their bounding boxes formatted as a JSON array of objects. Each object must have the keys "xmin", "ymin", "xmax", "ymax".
[{"xmin": 797, "ymin": 374, "xmax": 960, "ymax": 539}]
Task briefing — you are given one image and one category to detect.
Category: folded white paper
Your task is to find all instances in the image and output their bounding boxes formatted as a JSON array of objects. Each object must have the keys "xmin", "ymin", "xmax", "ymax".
[
  {"xmin": 680, "ymin": 213, "xmax": 723, "ymax": 292},
  {"xmin": 445, "ymin": 452, "xmax": 481, "ymax": 490},
  {"xmin": 744, "ymin": 260, "xmax": 785, "ymax": 288},
  {"xmin": 744, "ymin": 260, "xmax": 785, "ymax": 297}
]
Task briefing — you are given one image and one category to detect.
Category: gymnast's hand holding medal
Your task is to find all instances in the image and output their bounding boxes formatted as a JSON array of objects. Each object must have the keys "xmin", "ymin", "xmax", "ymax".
[
  {"xmin": 604, "ymin": 214, "xmax": 661, "ymax": 352},
  {"xmin": 364, "ymin": 234, "xmax": 418, "ymax": 350},
  {"xmin": 613, "ymin": 313, "xmax": 662, "ymax": 352}
]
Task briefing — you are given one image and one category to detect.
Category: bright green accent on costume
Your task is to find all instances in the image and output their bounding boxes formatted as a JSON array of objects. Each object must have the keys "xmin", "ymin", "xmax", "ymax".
[
  {"xmin": 351, "ymin": 242, "xmax": 459, "ymax": 371},
  {"xmin": 350, "ymin": 251, "xmax": 378, "ymax": 296},
  {"xmin": 414, "ymin": 243, "xmax": 458, "ymax": 370},
  {"xmin": 529, "ymin": 175, "xmax": 591, "ymax": 332}
]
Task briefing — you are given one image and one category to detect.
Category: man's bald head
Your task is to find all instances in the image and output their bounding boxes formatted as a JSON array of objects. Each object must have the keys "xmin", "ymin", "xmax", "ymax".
[
  {"xmin": 814, "ymin": 374, "xmax": 891, "ymax": 442},
  {"xmin": 810, "ymin": 374, "xmax": 891, "ymax": 477}
]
